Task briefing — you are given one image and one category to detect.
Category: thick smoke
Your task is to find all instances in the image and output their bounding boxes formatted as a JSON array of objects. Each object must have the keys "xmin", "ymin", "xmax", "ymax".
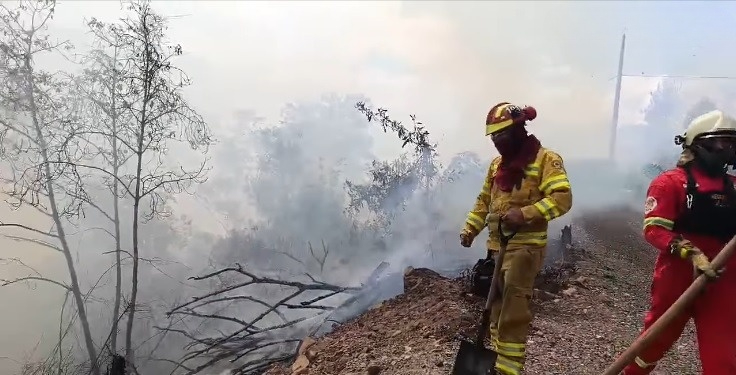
[
  {"xmin": 137, "ymin": 80, "xmax": 736, "ymax": 374},
  {"xmin": 194, "ymin": 94, "xmax": 487, "ymax": 292},
  {"xmin": 3, "ymin": 5, "xmax": 736, "ymax": 373},
  {"xmin": 7, "ymin": 79, "xmax": 733, "ymax": 374},
  {"xmin": 12, "ymin": 84, "xmax": 728, "ymax": 373}
]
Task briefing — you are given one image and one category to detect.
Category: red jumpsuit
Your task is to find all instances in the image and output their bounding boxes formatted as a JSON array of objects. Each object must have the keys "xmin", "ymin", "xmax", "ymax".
[{"xmin": 623, "ymin": 164, "xmax": 736, "ymax": 375}]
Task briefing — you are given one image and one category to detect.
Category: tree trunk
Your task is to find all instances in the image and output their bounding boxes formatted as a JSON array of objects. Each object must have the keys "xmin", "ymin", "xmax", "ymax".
[
  {"xmin": 110, "ymin": 44, "xmax": 123, "ymax": 356},
  {"xmin": 24, "ymin": 54, "xmax": 101, "ymax": 375},
  {"xmin": 125, "ymin": 60, "xmax": 150, "ymax": 365}
]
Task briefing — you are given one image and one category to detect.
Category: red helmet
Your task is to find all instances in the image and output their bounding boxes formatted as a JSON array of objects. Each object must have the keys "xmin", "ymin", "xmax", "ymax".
[{"xmin": 485, "ymin": 102, "xmax": 537, "ymax": 136}]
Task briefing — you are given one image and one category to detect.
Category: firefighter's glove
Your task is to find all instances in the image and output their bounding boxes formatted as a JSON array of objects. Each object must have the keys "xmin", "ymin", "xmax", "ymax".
[
  {"xmin": 689, "ymin": 251, "xmax": 719, "ymax": 280},
  {"xmin": 501, "ymin": 207, "xmax": 525, "ymax": 229},
  {"xmin": 672, "ymin": 239, "xmax": 719, "ymax": 279},
  {"xmin": 460, "ymin": 231, "xmax": 474, "ymax": 248}
]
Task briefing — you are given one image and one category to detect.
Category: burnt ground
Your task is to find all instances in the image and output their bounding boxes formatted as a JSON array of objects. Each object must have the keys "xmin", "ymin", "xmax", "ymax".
[{"xmin": 264, "ymin": 208, "xmax": 700, "ymax": 375}]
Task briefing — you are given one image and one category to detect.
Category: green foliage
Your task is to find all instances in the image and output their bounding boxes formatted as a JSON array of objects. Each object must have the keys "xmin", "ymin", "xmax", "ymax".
[
  {"xmin": 346, "ymin": 102, "xmax": 440, "ymax": 222},
  {"xmin": 355, "ymin": 101, "xmax": 435, "ymax": 154}
]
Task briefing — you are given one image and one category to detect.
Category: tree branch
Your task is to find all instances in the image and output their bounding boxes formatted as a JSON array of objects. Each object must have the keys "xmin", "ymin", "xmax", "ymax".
[
  {"xmin": 1, "ymin": 276, "xmax": 71, "ymax": 291},
  {"xmin": 161, "ymin": 262, "xmax": 359, "ymax": 374},
  {"xmin": 0, "ymin": 221, "xmax": 58, "ymax": 238}
]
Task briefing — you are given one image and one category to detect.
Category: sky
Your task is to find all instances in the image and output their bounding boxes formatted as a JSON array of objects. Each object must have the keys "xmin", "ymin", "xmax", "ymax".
[
  {"xmin": 4, "ymin": 0, "xmax": 736, "ymax": 371},
  {"xmin": 42, "ymin": 0, "xmax": 736, "ymax": 163}
]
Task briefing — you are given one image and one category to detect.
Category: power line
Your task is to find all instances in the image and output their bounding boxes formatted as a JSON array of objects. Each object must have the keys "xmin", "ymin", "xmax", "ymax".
[
  {"xmin": 625, "ymin": 74, "xmax": 736, "ymax": 80},
  {"xmin": 608, "ymin": 74, "xmax": 736, "ymax": 81}
]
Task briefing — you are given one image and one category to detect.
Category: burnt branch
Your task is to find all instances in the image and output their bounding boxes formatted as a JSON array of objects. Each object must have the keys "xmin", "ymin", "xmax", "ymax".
[
  {"xmin": 159, "ymin": 263, "xmax": 359, "ymax": 374},
  {"xmin": 308, "ymin": 240, "xmax": 329, "ymax": 274}
]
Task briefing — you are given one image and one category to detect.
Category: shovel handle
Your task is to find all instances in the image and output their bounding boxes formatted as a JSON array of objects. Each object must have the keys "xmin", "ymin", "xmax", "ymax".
[
  {"xmin": 482, "ymin": 218, "xmax": 517, "ymax": 311},
  {"xmin": 600, "ymin": 235, "xmax": 736, "ymax": 375},
  {"xmin": 497, "ymin": 217, "xmax": 518, "ymax": 245},
  {"xmin": 475, "ymin": 216, "xmax": 518, "ymax": 346},
  {"xmin": 486, "ymin": 213, "xmax": 519, "ymax": 244}
]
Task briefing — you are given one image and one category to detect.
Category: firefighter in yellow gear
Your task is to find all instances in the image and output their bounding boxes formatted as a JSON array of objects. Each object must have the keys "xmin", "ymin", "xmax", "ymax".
[{"xmin": 460, "ymin": 102, "xmax": 573, "ymax": 375}]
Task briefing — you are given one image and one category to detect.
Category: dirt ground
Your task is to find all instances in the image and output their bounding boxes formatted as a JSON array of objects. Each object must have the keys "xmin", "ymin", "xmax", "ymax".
[{"xmin": 264, "ymin": 209, "xmax": 700, "ymax": 375}]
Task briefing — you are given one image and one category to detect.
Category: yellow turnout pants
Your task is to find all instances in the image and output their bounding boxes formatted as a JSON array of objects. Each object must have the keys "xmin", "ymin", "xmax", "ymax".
[{"xmin": 488, "ymin": 246, "xmax": 545, "ymax": 375}]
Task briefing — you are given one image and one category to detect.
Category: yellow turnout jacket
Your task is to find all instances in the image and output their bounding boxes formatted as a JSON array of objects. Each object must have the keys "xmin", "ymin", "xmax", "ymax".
[{"xmin": 462, "ymin": 147, "xmax": 573, "ymax": 250}]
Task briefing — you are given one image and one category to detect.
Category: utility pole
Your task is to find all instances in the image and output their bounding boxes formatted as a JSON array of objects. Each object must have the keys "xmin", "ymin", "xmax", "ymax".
[{"xmin": 609, "ymin": 33, "xmax": 626, "ymax": 160}]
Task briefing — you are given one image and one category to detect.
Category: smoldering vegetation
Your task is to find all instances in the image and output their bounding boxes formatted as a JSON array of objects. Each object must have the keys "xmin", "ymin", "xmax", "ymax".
[{"xmin": 0, "ymin": 1, "xmax": 733, "ymax": 375}]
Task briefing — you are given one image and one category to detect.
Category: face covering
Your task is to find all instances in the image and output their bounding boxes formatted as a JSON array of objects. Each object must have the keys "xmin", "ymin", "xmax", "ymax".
[
  {"xmin": 692, "ymin": 137, "xmax": 736, "ymax": 176},
  {"xmin": 491, "ymin": 125, "xmax": 527, "ymax": 157},
  {"xmin": 692, "ymin": 145, "xmax": 726, "ymax": 176},
  {"xmin": 492, "ymin": 126, "xmax": 542, "ymax": 192}
]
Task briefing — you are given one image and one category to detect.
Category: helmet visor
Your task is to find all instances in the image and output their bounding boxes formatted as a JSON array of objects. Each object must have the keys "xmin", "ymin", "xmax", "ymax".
[{"xmin": 696, "ymin": 132, "xmax": 736, "ymax": 165}]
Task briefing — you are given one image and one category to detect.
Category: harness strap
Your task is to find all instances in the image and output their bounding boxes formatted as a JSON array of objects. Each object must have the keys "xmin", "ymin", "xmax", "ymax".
[{"xmin": 684, "ymin": 165, "xmax": 697, "ymax": 210}]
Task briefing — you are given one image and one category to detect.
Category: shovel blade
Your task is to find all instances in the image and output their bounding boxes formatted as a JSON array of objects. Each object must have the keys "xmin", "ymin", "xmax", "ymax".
[{"xmin": 451, "ymin": 338, "xmax": 498, "ymax": 375}]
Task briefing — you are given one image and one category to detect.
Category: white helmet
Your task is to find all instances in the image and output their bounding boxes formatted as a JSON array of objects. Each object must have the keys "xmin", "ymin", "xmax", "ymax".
[{"xmin": 676, "ymin": 109, "xmax": 736, "ymax": 147}]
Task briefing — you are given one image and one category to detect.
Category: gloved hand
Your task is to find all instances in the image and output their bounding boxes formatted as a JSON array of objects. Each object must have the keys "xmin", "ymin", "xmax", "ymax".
[
  {"xmin": 689, "ymin": 250, "xmax": 719, "ymax": 279},
  {"xmin": 460, "ymin": 231, "xmax": 474, "ymax": 248},
  {"xmin": 672, "ymin": 239, "xmax": 719, "ymax": 279},
  {"xmin": 502, "ymin": 207, "xmax": 525, "ymax": 228}
]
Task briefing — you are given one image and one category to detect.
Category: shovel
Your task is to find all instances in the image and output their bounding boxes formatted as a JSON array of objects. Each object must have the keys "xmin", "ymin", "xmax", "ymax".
[
  {"xmin": 600, "ymin": 235, "xmax": 736, "ymax": 375},
  {"xmin": 451, "ymin": 216, "xmax": 517, "ymax": 375}
]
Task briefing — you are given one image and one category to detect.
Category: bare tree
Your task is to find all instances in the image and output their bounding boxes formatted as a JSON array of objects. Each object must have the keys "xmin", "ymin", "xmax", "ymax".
[
  {"xmin": 107, "ymin": 0, "xmax": 213, "ymax": 365},
  {"xmin": 7, "ymin": 256, "xmax": 122, "ymax": 375},
  {"xmin": 0, "ymin": 2, "xmax": 102, "ymax": 374},
  {"xmin": 0, "ymin": 0, "xmax": 212, "ymax": 372},
  {"xmin": 73, "ymin": 16, "xmax": 131, "ymax": 357},
  {"xmin": 68, "ymin": 2, "xmax": 213, "ymax": 365}
]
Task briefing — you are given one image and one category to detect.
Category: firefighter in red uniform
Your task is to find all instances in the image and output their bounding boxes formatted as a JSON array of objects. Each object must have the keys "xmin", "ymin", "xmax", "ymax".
[{"xmin": 623, "ymin": 109, "xmax": 736, "ymax": 375}]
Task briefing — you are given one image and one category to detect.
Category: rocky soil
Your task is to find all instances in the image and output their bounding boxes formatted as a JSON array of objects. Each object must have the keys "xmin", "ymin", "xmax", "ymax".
[{"xmin": 264, "ymin": 208, "xmax": 700, "ymax": 375}]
